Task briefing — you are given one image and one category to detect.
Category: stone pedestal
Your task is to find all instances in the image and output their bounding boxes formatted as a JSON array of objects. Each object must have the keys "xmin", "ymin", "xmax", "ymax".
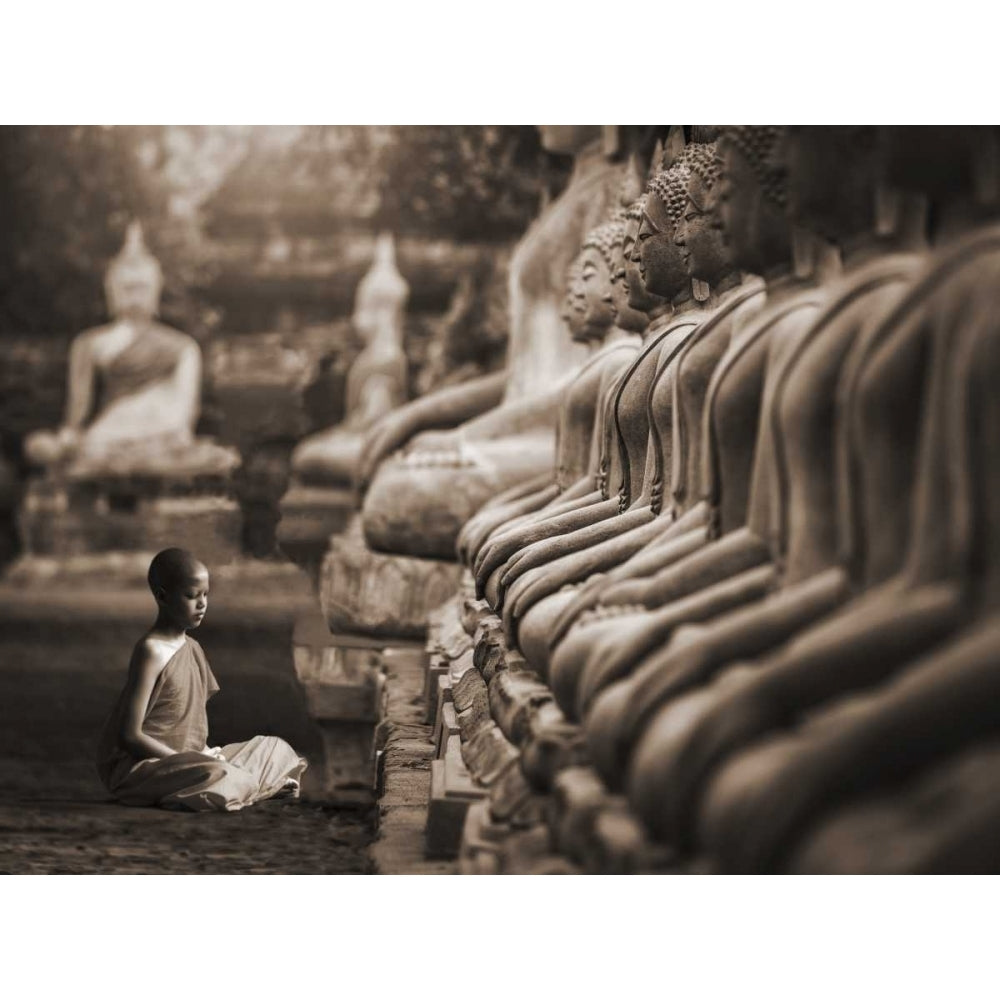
[
  {"xmin": 292, "ymin": 609, "xmax": 425, "ymax": 806},
  {"xmin": 320, "ymin": 517, "xmax": 464, "ymax": 639},
  {"xmin": 276, "ymin": 483, "xmax": 355, "ymax": 579},
  {"xmin": 19, "ymin": 473, "xmax": 242, "ymax": 565}
]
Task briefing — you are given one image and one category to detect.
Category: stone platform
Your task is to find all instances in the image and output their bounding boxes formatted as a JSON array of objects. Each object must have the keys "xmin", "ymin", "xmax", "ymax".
[
  {"xmin": 19, "ymin": 465, "xmax": 243, "ymax": 565},
  {"xmin": 320, "ymin": 517, "xmax": 464, "ymax": 639}
]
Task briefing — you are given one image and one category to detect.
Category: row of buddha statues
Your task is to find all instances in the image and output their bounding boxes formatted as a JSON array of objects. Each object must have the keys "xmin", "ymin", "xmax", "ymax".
[{"xmin": 342, "ymin": 125, "xmax": 1000, "ymax": 873}]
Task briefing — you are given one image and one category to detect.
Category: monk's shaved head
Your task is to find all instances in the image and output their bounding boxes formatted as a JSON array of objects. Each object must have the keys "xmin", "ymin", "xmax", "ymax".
[{"xmin": 148, "ymin": 548, "xmax": 208, "ymax": 596}]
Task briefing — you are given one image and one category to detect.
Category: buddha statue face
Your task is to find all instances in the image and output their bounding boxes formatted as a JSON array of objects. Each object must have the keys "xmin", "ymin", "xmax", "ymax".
[
  {"xmin": 579, "ymin": 247, "xmax": 617, "ymax": 339},
  {"xmin": 623, "ymin": 200, "xmax": 669, "ymax": 313},
  {"xmin": 717, "ymin": 127, "xmax": 792, "ymax": 273},
  {"xmin": 104, "ymin": 221, "xmax": 163, "ymax": 322},
  {"xmin": 537, "ymin": 126, "xmax": 603, "ymax": 156},
  {"xmin": 637, "ymin": 175, "xmax": 691, "ymax": 300},
  {"xmin": 674, "ymin": 164, "xmax": 730, "ymax": 284},
  {"xmin": 562, "ymin": 259, "xmax": 589, "ymax": 341},
  {"xmin": 609, "ymin": 240, "xmax": 650, "ymax": 334},
  {"xmin": 784, "ymin": 126, "xmax": 879, "ymax": 241}
]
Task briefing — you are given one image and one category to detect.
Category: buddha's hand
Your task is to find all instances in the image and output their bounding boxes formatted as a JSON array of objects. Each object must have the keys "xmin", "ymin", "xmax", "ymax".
[
  {"xmin": 201, "ymin": 745, "xmax": 226, "ymax": 761},
  {"xmin": 357, "ymin": 409, "xmax": 416, "ymax": 491}
]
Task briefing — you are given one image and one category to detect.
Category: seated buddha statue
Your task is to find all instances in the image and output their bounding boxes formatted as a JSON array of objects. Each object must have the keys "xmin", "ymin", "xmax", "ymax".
[
  {"xmin": 286, "ymin": 233, "xmax": 409, "ymax": 490},
  {"xmin": 479, "ymin": 144, "xmax": 765, "ymax": 642},
  {"xmin": 685, "ymin": 127, "xmax": 1000, "ymax": 873},
  {"xmin": 25, "ymin": 222, "xmax": 236, "ymax": 479},
  {"xmin": 542, "ymin": 128, "xmax": 832, "ymax": 716},
  {"xmin": 575, "ymin": 128, "xmax": 886, "ymax": 786},
  {"xmin": 604, "ymin": 127, "xmax": 939, "ymax": 850},
  {"xmin": 357, "ymin": 127, "xmax": 625, "ymax": 561},
  {"xmin": 457, "ymin": 193, "xmax": 669, "ymax": 575},
  {"xmin": 457, "ymin": 221, "xmax": 646, "ymax": 569}
]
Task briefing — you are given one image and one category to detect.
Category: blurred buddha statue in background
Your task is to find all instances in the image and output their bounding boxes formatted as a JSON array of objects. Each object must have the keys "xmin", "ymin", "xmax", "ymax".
[
  {"xmin": 356, "ymin": 126, "xmax": 626, "ymax": 560},
  {"xmin": 287, "ymin": 233, "xmax": 410, "ymax": 491},
  {"xmin": 24, "ymin": 222, "xmax": 236, "ymax": 478}
]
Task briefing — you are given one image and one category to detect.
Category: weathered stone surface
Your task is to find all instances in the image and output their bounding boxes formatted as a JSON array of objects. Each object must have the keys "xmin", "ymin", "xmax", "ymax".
[
  {"xmin": 275, "ymin": 483, "xmax": 354, "ymax": 572},
  {"xmin": 585, "ymin": 804, "xmax": 659, "ymax": 875},
  {"xmin": 549, "ymin": 766, "xmax": 612, "ymax": 861},
  {"xmin": 452, "ymin": 664, "xmax": 487, "ymax": 714},
  {"xmin": 462, "ymin": 723, "xmax": 520, "ymax": 786},
  {"xmin": 434, "ymin": 701, "xmax": 460, "ymax": 757},
  {"xmin": 456, "ymin": 699, "xmax": 492, "ymax": 744},
  {"xmin": 20, "ymin": 481, "xmax": 242, "ymax": 564},
  {"xmin": 320, "ymin": 517, "xmax": 463, "ymax": 638},
  {"xmin": 458, "ymin": 800, "xmax": 504, "ymax": 874},
  {"xmin": 449, "ymin": 648, "xmax": 476, "ymax": 684},
  {"xmin": 520, "ymin": 714, "xmax": 589, "ymax": 792},
  {"xmin": 489, "ymin": 762, "xmax": 536, "ymax": 822},
  {"xmin": 426, "ymin": 739, "xmax": 486, "ymax": 860},
  {"xmin": 498, "ymin": 824, "xmax": 555, "ymax": 874},
  {"xmin": 473, "ymin": 615, "xmax": 509, "ymax": 682},
  {"xmin": 439, "ymin": 617, "xmax": 474, "ymax": 660},
  {"xmin": 488, "ymin": 671, "xmax": 555, "ymax": 746},
  {"xmin": 423, "ymin": 654, "xmax": 449, "ymax": 724}
]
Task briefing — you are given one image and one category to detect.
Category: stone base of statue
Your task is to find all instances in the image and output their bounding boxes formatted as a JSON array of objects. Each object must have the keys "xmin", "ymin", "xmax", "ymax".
[
  {"xmin": 18, "ymin": 440, "xmax": 243, "ymax": 565},
  {"xmin": 276, "ymin": 483, "xmax": 356, "ymax": 578},
  {"xmin": 319, "ymin": 516, "xmax": 464, "ymax": 639}
]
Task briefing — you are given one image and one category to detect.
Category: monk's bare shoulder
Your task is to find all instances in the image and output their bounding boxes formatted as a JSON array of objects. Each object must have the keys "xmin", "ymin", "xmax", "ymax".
[{"xmin": 128, "ymin": 635, "xmax": 180, "ymax": 682}]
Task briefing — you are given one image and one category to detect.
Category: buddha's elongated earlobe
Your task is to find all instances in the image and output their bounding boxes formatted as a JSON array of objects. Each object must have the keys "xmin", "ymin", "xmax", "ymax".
[
  {"xmin": 874, "ymin": 182, "xmax": 902, "ymax": 237},
  {"xmin": 973, "ymin": 129, "xmax": 1000, "ymax": 206},
  {"xmin": 692, "ymin": 278, "xmax": 711, "ymax": 302},
  {"xmin": 792, "ymin": 225, "xmax": 816, "ymax": 279}
]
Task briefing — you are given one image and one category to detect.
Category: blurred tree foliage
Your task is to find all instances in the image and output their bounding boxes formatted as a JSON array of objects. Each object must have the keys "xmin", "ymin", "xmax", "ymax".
[
  {"xmin": 0, "ymin": 125, "xmax": 568, "ymax": 338},
  {"xmin": 0, "ymin": 126, "xmax": 169, "ymax": 336}
]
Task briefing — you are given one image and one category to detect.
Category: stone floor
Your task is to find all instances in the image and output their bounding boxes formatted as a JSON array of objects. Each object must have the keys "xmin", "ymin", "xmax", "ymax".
[{"xmin": 0, "ymin": 777, "xmax": 373, "ymax": 875}]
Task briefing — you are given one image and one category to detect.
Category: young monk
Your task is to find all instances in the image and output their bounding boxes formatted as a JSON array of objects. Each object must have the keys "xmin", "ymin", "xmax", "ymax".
[{"xmin": 97, "ymin": 547, "xmax": 307, "ymax": 811}]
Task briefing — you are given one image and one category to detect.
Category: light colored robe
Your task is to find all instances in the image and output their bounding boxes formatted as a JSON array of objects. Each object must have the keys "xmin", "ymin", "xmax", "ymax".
[{"xmin": 97, "ymin": 637, "xmax": 306, "ymax": 812}]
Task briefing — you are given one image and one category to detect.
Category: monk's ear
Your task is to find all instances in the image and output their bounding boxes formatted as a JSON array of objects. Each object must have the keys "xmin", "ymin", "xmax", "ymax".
[{"xmin": 154, "ymin": 587, "xmax": 168, "ymax": 604}]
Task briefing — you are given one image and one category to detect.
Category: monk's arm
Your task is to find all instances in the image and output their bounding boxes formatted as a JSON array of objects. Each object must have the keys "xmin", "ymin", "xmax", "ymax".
[{"xmin": 120, "ymin": 645, "xmax": 177, "ymax": 760}]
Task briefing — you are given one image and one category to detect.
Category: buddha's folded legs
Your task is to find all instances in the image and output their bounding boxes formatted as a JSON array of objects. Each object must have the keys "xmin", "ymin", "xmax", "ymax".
[
  {"xmin": 474, "ymin": 497, "xmax": 619, "ymax": 595},
  {"xmin": 697, "ymin": 613, "xmax": 1000, "ymax": 873},
  {"xmin": 458, "ymin": 480, "xmax": 559, "ymax": 565},
  {"xmin": 626, "ymin": 579, "xmax": 961, "ymax": 848},
  {"xmin": 548, "ymin": 506, "xmax": 712, "ymax": 647},
  {"xmin": 574, "ymin": 563, "xmax": 779, "ymax": 720},
  {"xmin": 585, "ymin": 567, "xmax": 850, "ymax": 788},
  {"xmin": 786, "ymin": 738, "xmax": 1000, "ymax": 874}
]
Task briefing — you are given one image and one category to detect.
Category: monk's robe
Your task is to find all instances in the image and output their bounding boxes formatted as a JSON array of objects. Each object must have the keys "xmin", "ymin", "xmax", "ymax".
[{"xmin": 97, "ymin": 637, "xmax": 306, "ymax": 812}]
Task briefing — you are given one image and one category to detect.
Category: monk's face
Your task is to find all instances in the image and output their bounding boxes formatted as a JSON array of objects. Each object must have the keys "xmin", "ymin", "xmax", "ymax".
[{"xmin": 158, "ymin": 566, "xmax": 210, "ymax": 630}]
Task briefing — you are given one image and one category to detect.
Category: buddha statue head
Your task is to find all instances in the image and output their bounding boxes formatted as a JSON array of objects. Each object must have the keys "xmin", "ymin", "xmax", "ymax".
[
  {"xmin": 673, "ymin": 142, "xmax": 731, "ymax": 284},
  {"xmin": 623, "ymin": 196, "xmax": 670, "ymax": 314},
  {"xmin": 716, "ymin": 126, "xmax": 792, "ymax": 273},
  {"xmin": 537, "ymin": 126, "xmax": 604, "ymax": 156},
  {"xmin": 104, "ymin": 221, "xmax": 163, "ymax": 323},
  {"xmin": 638, "ymin": 162, "xmax": 696, "ymax": 299},
  {"xmin": 352, "ymin": 233, "xmax": 409, "ymax": 347},
  {"xmin": 879, "ymin": 127, "xmax": 999, "ymax": 203},
  {"xmin": 783, "ymin": 126, "xmax": 881, "ymax": 242},
  {"xmin": 578, "ymin": 218, "xmax": 623, "ymax": 339},
  {"xmin": 562, "ymin": 255, "xmax": 589, "ymax": 342}
]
